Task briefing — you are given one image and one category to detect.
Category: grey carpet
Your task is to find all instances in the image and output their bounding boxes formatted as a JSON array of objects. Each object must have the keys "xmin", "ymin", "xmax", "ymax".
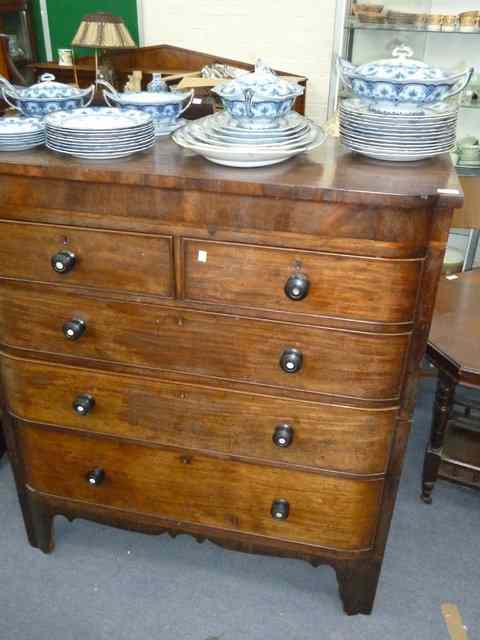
[{"xmin": 1, "ymin": 379, "xmax": 479, "ymax": 640}]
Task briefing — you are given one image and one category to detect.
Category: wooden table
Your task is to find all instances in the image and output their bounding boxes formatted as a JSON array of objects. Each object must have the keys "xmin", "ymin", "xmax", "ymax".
[
  {"xmin": 0, "ymin": 138, "xmax": 461, "ymax": 615},
  {"xmin": 422, "ymin": 270, "xmax": 480, "ymax": 503}
]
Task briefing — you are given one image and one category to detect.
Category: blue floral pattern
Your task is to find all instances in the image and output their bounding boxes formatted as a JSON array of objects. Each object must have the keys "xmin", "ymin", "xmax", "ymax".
[
  {"xmin": 351, "ymin": 78, "xmax": 451, "ymax": 105},
  {"xmin": 339, "ymin": 45, "xmax": 473, "ymax": 111},
  {"xmin": 223, "ymin": 97, "xmax": 295, "ymax": 122}
]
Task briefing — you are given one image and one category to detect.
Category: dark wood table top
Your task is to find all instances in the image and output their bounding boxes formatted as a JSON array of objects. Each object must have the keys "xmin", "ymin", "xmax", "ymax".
[
  {"xmin": 0, "ymin": 137, "xmax": 463, "ymax": 209},
  {"xmin": 428, "ymin": 270, "xmax": 480, "ymax": 385}
]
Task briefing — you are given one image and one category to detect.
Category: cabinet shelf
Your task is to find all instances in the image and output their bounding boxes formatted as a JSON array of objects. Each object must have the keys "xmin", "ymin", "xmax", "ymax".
[{"xmin": 347, "ymin": 18, "xmax": 480, "ymax": 35}]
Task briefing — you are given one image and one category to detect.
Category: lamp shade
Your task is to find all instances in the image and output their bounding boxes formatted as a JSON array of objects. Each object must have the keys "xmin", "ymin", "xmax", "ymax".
[{"xmin": 71, "ymin": 12, "xmax": 136, "ymax": 49}]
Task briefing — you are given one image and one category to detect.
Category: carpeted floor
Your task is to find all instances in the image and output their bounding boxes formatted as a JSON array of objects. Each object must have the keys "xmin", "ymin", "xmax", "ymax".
[{"xmin": 1, "ymin": 379, "xmax": 479, "ymax": 640}]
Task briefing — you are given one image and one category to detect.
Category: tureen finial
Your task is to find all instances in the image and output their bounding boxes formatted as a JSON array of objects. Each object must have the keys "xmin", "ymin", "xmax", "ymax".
[
  {"xmin": 255, "ymin": 59, "xmax": 274, "ymax": 76},
  {"xmin": 392, "ymin": 45, "xmax": 413, "ymax": 60}
]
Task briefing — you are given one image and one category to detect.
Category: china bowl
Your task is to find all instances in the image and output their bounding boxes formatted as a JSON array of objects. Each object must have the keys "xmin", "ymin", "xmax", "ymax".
[
  {"xmin": 212, "ymin": 59, "xmax": 304, "ymax": 129},
  {"xmin": 338, "ymin": 45, "xmax": 473, "ymax": 114},
  {"xmin": 101, "ymin": 81, "xmax": 193, "ymax": 135},
  {"xmin": 0, "ymin": 73, "xmax": 94, "ymax": 118}
]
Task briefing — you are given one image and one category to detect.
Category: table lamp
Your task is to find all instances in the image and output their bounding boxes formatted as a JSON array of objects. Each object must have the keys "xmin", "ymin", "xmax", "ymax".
[{"xmin": 71, "ymin": 12, "xmax": 136, "ymax": 86}]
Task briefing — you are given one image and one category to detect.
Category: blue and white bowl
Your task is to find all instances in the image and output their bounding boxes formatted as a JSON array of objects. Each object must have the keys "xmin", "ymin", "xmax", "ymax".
[
  {"xmin": 0, "ymin": 73, "xmax": 95, "ymax": 118},
  {"xmin": 101, "ymin": 81, "xmax": 193, "ymax": 135},
  {"xmin": 338, "ymin": 45, "xmax": 473, "ymax": 115},
  {"xmin": 212, "ymin": 59, "xmax": 304, "ymax": 129}
]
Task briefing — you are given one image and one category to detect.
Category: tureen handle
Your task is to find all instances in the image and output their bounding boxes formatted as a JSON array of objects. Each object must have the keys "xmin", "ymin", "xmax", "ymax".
[
  {"xmin": 0, "ymin": 74, "xmax": 21, "ymax": 106},
  {"xmin": 83, "ymin": 84, "xmax": 96, "ymax": 107},
  {"xmin": 243, "ymin": 88, "xmax": 255, "ymax": 118},
  {"xmin": 102, "ymin": 89, "xmax": 118, "ymax": 108},
  {"xmin": 444, "ymin": 67, "xmax": 475, "ymax": 101},
  {"xmin": 336, "ymin": 57, "xmax": 355, "ymax": 91},
  {"xmin": 97, "ymin": 78, "xmax": 118, "ymax": 96},
  {"xmin": 40, "ymin": 73, "xmax": 56, "ymax": 83},
  {"xmin": 178, "ymin": 89, "xmax": 195, "ymax": 116},
  {"xmin": 392, "ymin": 45, "xmax": 413, "ymax": 60},
  {"xmin": 1, "ymin": 87, "xmax": 20, "ymax": 111}
]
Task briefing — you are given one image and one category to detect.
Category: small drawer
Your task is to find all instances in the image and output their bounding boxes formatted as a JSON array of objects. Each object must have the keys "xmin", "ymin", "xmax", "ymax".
[
  {"xmin": 0, "ymin": 282, "xmax": 410, "ymax": 400},
  {"xmin": 0, "ymin": 220, "xmax": 173, "ymax": 298},
  {"xmin": 183, "ymin": 239, "xmax": 422, "ymax": 323},
  {"xmin": 19, "ymin": 423, "xmax": 384, "ymax": 551},
  {"xmin": 3, "ymin": 357, "xmax": 397, "ymax": 475}
]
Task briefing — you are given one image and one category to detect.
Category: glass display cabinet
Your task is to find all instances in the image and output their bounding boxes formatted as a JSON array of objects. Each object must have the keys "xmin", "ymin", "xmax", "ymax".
[
  {"xmin": 0, "ymin": 0, "xmax": 36, "ymax": 79},
  {"xmin": 329, "ymin": 0, "xmax": 480, "ymax": 269}
]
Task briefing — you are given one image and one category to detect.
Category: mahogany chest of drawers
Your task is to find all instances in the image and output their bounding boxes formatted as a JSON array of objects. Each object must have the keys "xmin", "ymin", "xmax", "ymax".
[{"xmin": 0, "ymin": 139, "xmax": 462, "ymax": 615}]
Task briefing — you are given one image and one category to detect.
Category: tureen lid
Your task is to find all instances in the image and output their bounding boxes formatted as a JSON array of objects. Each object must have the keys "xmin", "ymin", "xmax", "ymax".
[
  {"xmin": 212, "ymin": 59, "xmax": 304, "ymax": 100},
  {"xmin": 352, "ymin": 45, "xmax": 450, "ymax": 82},
  {"xmin": 112, "ymin": 89, "xmax": 190, "ymax": 104},
  {"xmin": 18, "ymin": 73, "xmax": 90, "ymax": 99}
]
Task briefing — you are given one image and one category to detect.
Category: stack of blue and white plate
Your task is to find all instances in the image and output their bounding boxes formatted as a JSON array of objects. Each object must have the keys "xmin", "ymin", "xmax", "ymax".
[
  {"xmin": 173, "ymin": 60, "xmax": 326, "ymax": 168},
  {"xmin": 45, "ymin": 107, "xmax": 155, "ymax": 160},
  {"xmin": 0, "ymin": 117, "xmax": 45, "ymax": 151},
  {"xmin": 339, "ymin": 99, "xmax": 458, "ymax": 161},
  {"xmin": 337, "ymin": 45, "xmax": 473, "ymax": 161},
  {"xmin": 174, "ymin": 111, "xmax": 324, "ymax": 168}
]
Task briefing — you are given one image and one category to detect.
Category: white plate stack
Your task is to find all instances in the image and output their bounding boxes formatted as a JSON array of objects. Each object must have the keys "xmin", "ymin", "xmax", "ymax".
[
  {"xmin": 340, "ymin": 98, "xmax": 458, "ymax": 161},
  {"xmin": 173, "ymin": 112, "xmax": 326, "ymax": 168},
  {"xmin": 45, "ymin": 107, "xmax": 155, "ymax": 160},
  {"xmin": 0, "ymin": 117, "xmax": 45, "ymax": 151}
]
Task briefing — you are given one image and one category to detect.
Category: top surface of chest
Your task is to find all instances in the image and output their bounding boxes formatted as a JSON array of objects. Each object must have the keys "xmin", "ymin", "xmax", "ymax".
[{"xmin": 0, "ymin": 137, "xmax": 462, "ymax": 211}]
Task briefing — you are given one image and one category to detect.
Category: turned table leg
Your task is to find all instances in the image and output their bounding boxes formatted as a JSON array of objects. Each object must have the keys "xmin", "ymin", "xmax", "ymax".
[
  {"xmin": 0, "ymin": 423, "xmax": 6, "ymax": 459},
  {"xmin": 421, "ymin": 371, "xmax": 456, "ymax": 504}
]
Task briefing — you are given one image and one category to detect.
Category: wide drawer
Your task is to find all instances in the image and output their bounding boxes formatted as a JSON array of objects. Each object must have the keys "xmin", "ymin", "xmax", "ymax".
[
  {"xmin": 0, "ymin": 283, "xmax": 410, "ymax": 400},
  {"xmin": 2, "ymin": 357, "xmax": 397, "ymax": 474},
  {"xmin": 0, "ymin": 220, "xmax": 173, "ymax": 298},
  {"xmin": 183, "ymin": 239, "xmax": 422, "ymax": 323},
  {"xmin": 18, "ymin": 423, "xmax": 384, "ymax": 551}
]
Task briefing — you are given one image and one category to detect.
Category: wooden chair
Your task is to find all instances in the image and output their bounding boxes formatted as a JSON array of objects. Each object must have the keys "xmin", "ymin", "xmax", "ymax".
[{"xmin": 421, "ymin": 269, "xmax": 480, "ymax": 503}]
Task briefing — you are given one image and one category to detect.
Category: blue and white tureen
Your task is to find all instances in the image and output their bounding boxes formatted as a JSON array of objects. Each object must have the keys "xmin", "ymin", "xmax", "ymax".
[
  {"xmin": 212, "ymin": 59, "xmax": 304, "ymax": 128},
  {"xmin": 338, "ymin": 45, "xmax": 473, "ymax": 114},
  {"xmin": 0, "ymin": 73, "xmax": 95, "ymax": 118},
  {"xmin": 100, "ymin": 80, "xmax": 193, "ymax": 136}
]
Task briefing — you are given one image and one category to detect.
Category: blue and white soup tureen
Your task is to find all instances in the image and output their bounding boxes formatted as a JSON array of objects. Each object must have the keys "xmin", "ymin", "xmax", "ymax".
[
  {"xmin": 100, "ymin": 80, "xmax": 193, "ymax": 135},
  {"xmin": 212, "ymin": 59, "xmax": 304, "ymax": 128},
  {"xmin": 0, "ymin": 73, "xmax": 95, "ymax": 118},
  {"xmin": 338, "ymin": 45, "xmax": 473, "ymax": 114}
]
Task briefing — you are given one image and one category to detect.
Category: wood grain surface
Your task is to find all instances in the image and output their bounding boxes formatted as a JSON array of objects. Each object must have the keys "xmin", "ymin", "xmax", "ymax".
[
  {"xmin": 2, "ymin": 355, "xmax": 397, "ymax": 475},
  {"xmin": 19, "ymin": 422, "xmax": 384, "ymax": 551},
  {"xmin": 0, "ymin": 220, "xmax": 173, "ymax": 298},
  {"xmin": 183, "ymin": 238, "xmax": 422, "ymax": 323},
  {"xmin": 0, "ymin": 281, "xmax": 410, "ymax": 400}
]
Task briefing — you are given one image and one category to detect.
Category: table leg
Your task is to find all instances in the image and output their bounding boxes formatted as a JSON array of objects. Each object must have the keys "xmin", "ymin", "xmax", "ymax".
[
  {"xmin": 0, "ymin": 421, "xmax": 5, "ymax": 459},
  {"xmin": 421, "ymin": 371, "xmax": 456, "ymax": 504}
]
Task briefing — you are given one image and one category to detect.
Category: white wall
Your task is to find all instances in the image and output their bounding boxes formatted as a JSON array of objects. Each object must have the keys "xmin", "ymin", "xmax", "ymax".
[{"xmin": 141, "ymin": 0, "xmax": 337, "ymax": 123}]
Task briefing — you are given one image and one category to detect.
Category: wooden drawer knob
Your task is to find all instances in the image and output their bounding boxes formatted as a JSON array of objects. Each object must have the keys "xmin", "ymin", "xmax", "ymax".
[
  {"xmin": 273, "ymin": 424, "xmax": 294, "ymax": 448},
  {"xmin": 86, "ymin": 468, "xmax": 105, "ymax": 486},
  {"xmin": 51, "ymin": 250, "xmax": 76, "ymax": 274},
  {"xmin": 271, "ymin": 499, "xmax": 289, "ymax": 520},
  {"xmin": 73, "ymin": 394, "xmax": 95, "ymax": 416},
  {"xmin": 279, "ymin": 348, "xmax": 303, "ymax": 374},
  {"xmin": 63, "ymin": 318, "xmax": 86, "ymax": 341},
  {"xmin": 284, "ymin": 273, "xmax": 310, "ymax": 301}
]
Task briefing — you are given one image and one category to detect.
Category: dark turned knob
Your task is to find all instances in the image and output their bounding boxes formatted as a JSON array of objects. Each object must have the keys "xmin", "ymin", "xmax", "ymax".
[
  {"xmin": 271, "ymin": 499, "xmax": 289, "ymax": 520},
  {"xmin": 63, "ymin": 318, "xmax": 86, "ymax": 341},
  {"xmin": 273, "ymin": 424, "xmax": 294, "ymax": 448},
  {"xmin": 86, "ymin": 468, "xmax": 105, "ymax": 486},
  {"xmin": 73, "ymin": 394, "xmax": 95, "ymax": 416},
  {"xmin": 51, "ymin": 251, "xmax": 76, "ymax": 274},
  {"xmin": 284, "ymin": 273, "xmax": 310, "ymax": 301},
  {"xmin": 279, "ymin": 348, "xmax": 303, "ymax": 374}
]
